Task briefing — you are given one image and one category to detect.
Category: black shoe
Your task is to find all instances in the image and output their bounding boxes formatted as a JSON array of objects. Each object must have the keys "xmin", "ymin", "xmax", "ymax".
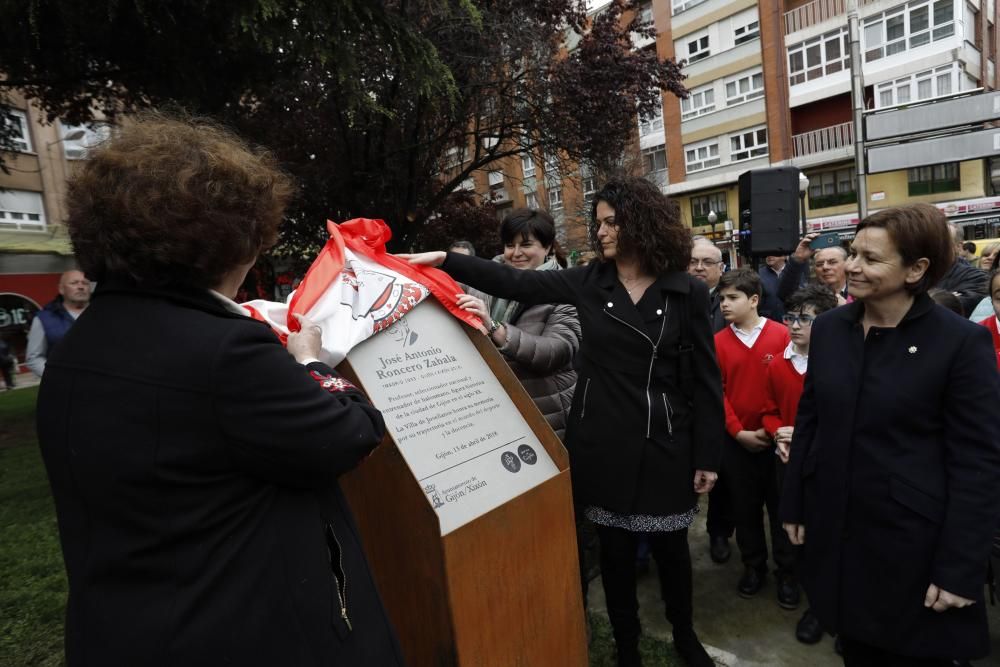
[
  {"xmin": 795, "ymin": 609, "xmax": 823, "ymax": 644},
  {"xmin": 777, "ymin": 573, "xmax": 800, "ymax": 610},
  {"xmin": 737, "ymin": 566, "xmax": 766, "ymax": 598},
  {"xmin": 709, "ymin": 535, "xmax": 731, "ymax": 564},
  {"xmin": 673, "ymin": 628, "xmax": 715, "ymax": 667}
]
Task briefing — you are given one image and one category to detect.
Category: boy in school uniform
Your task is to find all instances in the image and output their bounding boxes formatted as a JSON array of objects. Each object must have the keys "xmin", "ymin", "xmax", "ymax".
[
  {"xmin": 761, "ymin": 284, "xmax": 839, "ymax": 644},
  {"xmin": 714, "ymin": 268, "xmax": 795, "ymax": 606}
]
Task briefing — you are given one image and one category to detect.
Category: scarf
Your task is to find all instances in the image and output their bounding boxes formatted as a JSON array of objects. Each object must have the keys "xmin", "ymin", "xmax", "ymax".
[{"xmin": 488, "ymin": 256, "xmax": 561, "ymax": 324}]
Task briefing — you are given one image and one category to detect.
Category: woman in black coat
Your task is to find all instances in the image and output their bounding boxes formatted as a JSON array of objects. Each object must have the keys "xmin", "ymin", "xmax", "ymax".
[
  {"xmin": 37, "ymin": 116, "xmax": 404, "ymax": 666},
  {"xmin": 404, "ymin": 178, "xmax": 723, "ymax": 667},
  {"xmin": 781, "ymin": 204, "xmax": 1000, "ymax": 666}
]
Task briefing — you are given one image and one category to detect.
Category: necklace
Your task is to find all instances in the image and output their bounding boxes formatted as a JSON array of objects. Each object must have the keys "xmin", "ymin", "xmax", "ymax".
[{"xmin": 619, "ymin": 273, "xmax": 652, "ymax": 297}]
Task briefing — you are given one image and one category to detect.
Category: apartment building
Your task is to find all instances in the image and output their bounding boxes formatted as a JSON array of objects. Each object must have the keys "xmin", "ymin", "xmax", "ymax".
[
  {"xmin": 650, "ymin": 0, "xmax": 999, "ymax": 246},
  {"xmin": 0, "ymin": 92, "xmax": 109, "ymax": 363}
]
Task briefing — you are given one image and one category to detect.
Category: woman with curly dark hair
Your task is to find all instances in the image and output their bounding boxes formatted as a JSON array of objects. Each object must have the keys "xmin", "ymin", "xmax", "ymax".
[
  {"xmin": 36, "ymin": 114, "xmax": 404, "ymax": 667},
  {"xmin": 403, "ymin": 176, "xmax": 723, "ymax": 667}
]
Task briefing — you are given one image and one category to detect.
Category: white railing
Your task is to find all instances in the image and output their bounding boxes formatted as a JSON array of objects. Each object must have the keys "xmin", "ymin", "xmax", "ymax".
[
  {"xmin": 792, "ymin": 122, "xmax": 854, "ymax": 156},
  {"xmin": 784, "ymin": 0, "xmax": 846, "ymax": 34}
]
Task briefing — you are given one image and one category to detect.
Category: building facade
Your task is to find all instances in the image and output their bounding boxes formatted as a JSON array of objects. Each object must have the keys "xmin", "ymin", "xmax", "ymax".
[{"xmin": 0, "ymin": 93, "xmax": 109, "ymax": 366}]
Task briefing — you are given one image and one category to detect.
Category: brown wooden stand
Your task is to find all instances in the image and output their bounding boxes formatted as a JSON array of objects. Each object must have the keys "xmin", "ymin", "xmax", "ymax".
[{"xmin": 339, "ymin": 321, "xmax": 587, "ymax": 667}]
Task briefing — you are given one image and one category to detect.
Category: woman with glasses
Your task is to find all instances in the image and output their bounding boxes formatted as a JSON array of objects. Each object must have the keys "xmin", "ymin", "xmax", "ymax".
[
  {"xmin": 781, "ymin": 204, "xmax": 1000, "ymax": 666},
  {"xmin": 403, "ymin": 177, "xmax": 724, "ymax": 667}
]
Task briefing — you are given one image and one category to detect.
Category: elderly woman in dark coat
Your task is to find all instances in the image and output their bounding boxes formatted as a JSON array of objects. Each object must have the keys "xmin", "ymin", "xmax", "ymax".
[
  {"xmin": 37, "ymin": 115, "xmax": 404, "ymax": 667},
  {"xmin": 781, "ymin": 204, "xmax": 1000, "ymax": 666},
  {"xmin": 403, "ymin": 178, "xmax": 723, "ymax": 667}
]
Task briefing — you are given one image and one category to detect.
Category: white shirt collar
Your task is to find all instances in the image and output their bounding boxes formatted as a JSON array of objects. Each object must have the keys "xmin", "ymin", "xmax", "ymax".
[
  {"xmin": 731, "ymin": 317, "xmax": 766, "ymax": 337},
  {"xmin": 208, "ymin": 289, "xmax": 252, "ymax": 317},
  {"xmin": 783, "ymin": 340, "xmax": 809, "ymax": 374}
]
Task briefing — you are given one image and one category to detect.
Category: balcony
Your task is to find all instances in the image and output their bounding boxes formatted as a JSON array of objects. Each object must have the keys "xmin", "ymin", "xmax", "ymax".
[
  {"xmin": 784, "ymin": 0, "xmax": 845, "ymax": 34},
  {"xmin": 792, "ymin": 122, "xmax": 854, "ymax": 157}
]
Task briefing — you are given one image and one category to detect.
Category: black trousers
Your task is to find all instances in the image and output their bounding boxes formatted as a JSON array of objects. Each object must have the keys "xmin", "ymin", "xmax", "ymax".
[
  {"xmin": 0, "ymin": 357, "xmax": 13, "ymax": 389},
  {"xmin": 705, "ymin": 459, "xmax": 734, "ymax": 538},
  {"xmin": 595, "ymin": 524, "xmax": 693, "ymax": 650},
  {"xmin": 840, "ymin": 636, "xmax": 952, "ymax": 667},
  {"xmin": 724, "ymin": 438, "xmax": 796, "ymax": 573}
]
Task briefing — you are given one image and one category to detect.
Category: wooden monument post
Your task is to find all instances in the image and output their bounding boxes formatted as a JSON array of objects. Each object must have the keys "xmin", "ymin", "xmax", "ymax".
[{"xmin": 338, "ymin": 300, "xmax": 587, "ymax": 666}]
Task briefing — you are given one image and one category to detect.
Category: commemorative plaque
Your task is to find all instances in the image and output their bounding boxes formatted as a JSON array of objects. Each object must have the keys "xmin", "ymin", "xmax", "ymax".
[
  {"xmin": 339, "ymin": 298, "xmax": 587, "ymax": 667},
  {"xmin": 346, "ymin": 299, "xmax": 559, "ymax": 535}
]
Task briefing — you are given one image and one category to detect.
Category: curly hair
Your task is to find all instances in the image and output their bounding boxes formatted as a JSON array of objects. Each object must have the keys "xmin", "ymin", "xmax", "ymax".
[
  {"xmin": 589, "ymin": 177, "xmax": 691, "ymax": 275},
  {"xmin": 65, "ymin": 113, "xmax": 295, "ymax": 289}
]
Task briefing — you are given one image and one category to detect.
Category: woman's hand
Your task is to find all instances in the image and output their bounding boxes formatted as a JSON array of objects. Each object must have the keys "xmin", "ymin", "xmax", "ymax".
[
  {"xmin": 693, "ymin": 470, "xmax": 717, "ymax": 494},
  {"xmin": 924, "ymin": 584, "xmax": 976, "ymax": 612},
  {"xmin": 456, "ymin": 294, "xmax": 490, "ymax": 329},
  {"xmin": 397, "ymin": 251, "xmax": 446, "ymax": 267},
  {"xmin": 287, "ymin": 314, "xmax": 324, "ymax": 363},
  {"xmin": 783, "ymin": 522, "xmax": 806, "ymax": 545},
  {"xmin": 774, "ymin": 426, "xmax": 794, "ymax": 463}
]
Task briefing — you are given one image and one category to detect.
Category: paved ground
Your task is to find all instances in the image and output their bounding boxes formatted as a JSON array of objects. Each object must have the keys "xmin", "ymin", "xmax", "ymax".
[{"xmin": 588, "ymin": 494, "xmax": 1000, "ymax": 666}]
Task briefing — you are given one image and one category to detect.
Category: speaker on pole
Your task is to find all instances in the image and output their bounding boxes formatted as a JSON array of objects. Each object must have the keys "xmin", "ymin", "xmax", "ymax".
[{"xmin": 738, "ymin": 167, "xmax": 802, "ymax": 256}]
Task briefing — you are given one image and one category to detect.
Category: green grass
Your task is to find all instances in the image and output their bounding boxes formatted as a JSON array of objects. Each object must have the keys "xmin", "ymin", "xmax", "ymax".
[
  {"xmin": 0, "ymin": 386, "xmax": 680, "ymax": 666},
  {"xmin": 0, "ymin": 387, "xmax": 66, "ymax": 667}
]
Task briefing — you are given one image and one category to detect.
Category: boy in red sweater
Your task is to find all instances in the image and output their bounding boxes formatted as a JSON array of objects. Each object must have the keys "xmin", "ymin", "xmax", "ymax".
[
  {"xmin": 760, "ymin": 284, "xmax": 838, "ymax": 644},
  {"xmin": 714, "ymin": 268, "xmax": 793, "ymax": 606},
  {"xmin": 977, "ymin": 267, "xmax": 1000, "ymax": 370}
]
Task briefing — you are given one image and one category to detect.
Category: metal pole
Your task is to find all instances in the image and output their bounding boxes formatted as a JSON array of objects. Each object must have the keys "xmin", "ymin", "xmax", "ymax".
[{"xmin": 848, "ymin": 1, "xmax": 868, "ymax": 220}]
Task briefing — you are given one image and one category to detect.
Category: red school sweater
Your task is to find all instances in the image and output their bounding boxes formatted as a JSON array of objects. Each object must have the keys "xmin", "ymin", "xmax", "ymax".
[
  {"xmin": 761, "ymin": 352, "xmax": 806, "ymax": 437},
  {"xmin": 979, "ymin": 315, "xmax": 1000, "ymax": 370},
  {"xmin": 714, "ymin": 319, "xmax": 790, "ymax": 438}
]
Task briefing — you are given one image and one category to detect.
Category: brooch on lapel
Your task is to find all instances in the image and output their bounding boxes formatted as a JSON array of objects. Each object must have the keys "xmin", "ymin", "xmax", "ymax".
[{"xmin": 908, "ymin": 346, "xmax": 918, "ymax": 354}]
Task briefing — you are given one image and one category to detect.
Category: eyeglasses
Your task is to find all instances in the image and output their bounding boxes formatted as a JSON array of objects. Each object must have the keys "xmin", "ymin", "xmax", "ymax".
[
  {"xmin": 689, "ymin": 258, "xmax": 722, "ymax": 268},
  {"xmin": 782, "ymin": 313, "xmax": 816, "ymax": 326}
]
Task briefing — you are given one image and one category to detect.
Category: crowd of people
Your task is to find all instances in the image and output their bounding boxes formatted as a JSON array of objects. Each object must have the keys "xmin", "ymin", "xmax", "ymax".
[{"xmin": 25, "ymin": 114, "xmax": 1000, "ymax": 667}]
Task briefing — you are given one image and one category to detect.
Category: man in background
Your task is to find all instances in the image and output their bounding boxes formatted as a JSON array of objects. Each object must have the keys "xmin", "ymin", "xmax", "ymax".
[
  {"xmin": 26, "ymin": 270, "xmax": 92, "ymax": 377},
  {"xmin": 778, "ymin": 234, "xmax": 849, "ymax": 304}
]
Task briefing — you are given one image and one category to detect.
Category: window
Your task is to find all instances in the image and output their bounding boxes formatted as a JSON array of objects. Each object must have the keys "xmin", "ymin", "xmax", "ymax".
[
  {"xmin": 680, "ymin": 85, "xmax": 716, "ymax": 120},
  {"xmin": 482, "ymin": 135, "xmax": 500, "ymax": 149},
  {"xmin": 875, "ymin": 64, "xmax": 956, "ymax": 107},
  {"xmin": 525, "ymin": 192, "xmax": 539, "ymax": 209},
  {"xmin": 730, "ymin": 127, "xmax": 768, "ymax": 162},
  {"xmin": 734, "ymin": 20, "xmax": 760, "ymax": 45},
  {"xmin": 691, "ymin": 192, "xmax": 728, "ymax": 226},
  {"xmin": 639, "ymin": 2, "xmax": 653, "ymax": 24},
  {"xmin": 685, "ymin": 140, "xmax": 720, "ymax": 173},
  {"xmin": 2, "ymin": 109, "xmax": 32, "ymax": 153},
  {"xmin": 788, "ymin": 29, "xmax": 850, "ymax": 85},
  {"xmin": 687, "ymin": 34, "xmax": 710, "ymax": 63},
  {"xmin": 548, "ymin": 187, "xmax": 563, "ymax": 210},
  {"xmin": 454, "ymin": 177, "xmax": 475, "ymax": 192},
  {"xmin": 724, "ymin": 70, "xmax": 764, "ymax": 105},
  {"xmin": 60, "ymin": 122, "xmax": 112, "ymax": 159},
  {"xmin": 0, "ymin": 189, "xmax": 46, "ymax": 231},
  {"xmin": 988, "ymin": 157, "xmax": 1000, "ymax": 197},
  {"xmin": 642, "ymin": 144, "xmax": 667, "ymax": 188},
  {"xmin": 672, "ymin": 0, "xmax": 707, "ymax": 16},
  {"xmin": 521, "ymin": 154, "xmax": 535, "ymax": 178},
  {"xmin": 444, "ymin": 145, "xmax": 466, "ymax": 169},
  {"xmin": 908, "ymin": 162, "xmax": 960, "ymax": 195},
  {"xmin": 807, "ymin": 168, "xmax": 857, "ymax": 208},
  {"xmin": 864, "ymin": 0, "xmax": 954, "ymax": 63},
  {"xmin": 488, "ymin": 170, "xmax": 505, "ymax": 186},
  {"xmin": 544, "ymin": 152, "xmax": 559, "ymax": 174},
  {"xmin": 638, "ymin": 99, "xmax": 664, "ymax": 137}
]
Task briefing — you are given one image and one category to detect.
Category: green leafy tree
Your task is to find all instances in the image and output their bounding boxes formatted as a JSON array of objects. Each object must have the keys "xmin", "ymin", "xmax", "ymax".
[{"xmin": 0, "ymin": 0, "xmax": 685, "ymax": 255}]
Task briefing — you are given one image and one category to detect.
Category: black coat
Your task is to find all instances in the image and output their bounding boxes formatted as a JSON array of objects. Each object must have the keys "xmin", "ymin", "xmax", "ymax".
[
  {"xmin": 780, "ymin": 294, "xmax": 1000, "ymax": 659},
  {"xmin": 37, "ymin": 283, "xmax": 405, "ymax": 667},
  {"xmin": 444, "ymin": 253, "xmax": 724, "ymax": 516},
  {"xmin": 936, "ymin": 259, "xmax": 988, "ymax": 315}
]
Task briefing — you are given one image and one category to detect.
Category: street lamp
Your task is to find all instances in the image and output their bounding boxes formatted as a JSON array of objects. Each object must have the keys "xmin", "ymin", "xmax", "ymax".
[
  {"xmin": 707, "ymin": 210, "xmax": 717, "ymax": 238},
  {"xmin": 798, "ymin": 172, "xmax": 810, "ymax": 237},
  {"xmin": 46, "ymin": 128, "xmax": 87, "ymax": 148}
]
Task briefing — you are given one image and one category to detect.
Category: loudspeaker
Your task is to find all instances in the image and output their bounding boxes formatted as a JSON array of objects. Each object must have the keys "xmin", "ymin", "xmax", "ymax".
[{"xmin": 738, "ymin": 167, "xmax": 802, "ymax": 256}]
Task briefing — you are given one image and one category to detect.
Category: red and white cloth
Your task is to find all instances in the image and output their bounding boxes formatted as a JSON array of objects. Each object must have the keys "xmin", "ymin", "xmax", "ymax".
[{"xmin": 243, "ymin": 218, "xmax": 484, "ymax": 366}]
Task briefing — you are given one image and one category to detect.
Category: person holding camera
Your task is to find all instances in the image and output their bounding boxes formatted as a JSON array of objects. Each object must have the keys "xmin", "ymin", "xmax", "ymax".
[{"xmin": 778, "ymin": 233, "xmax": 849, "ymax": 305}]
